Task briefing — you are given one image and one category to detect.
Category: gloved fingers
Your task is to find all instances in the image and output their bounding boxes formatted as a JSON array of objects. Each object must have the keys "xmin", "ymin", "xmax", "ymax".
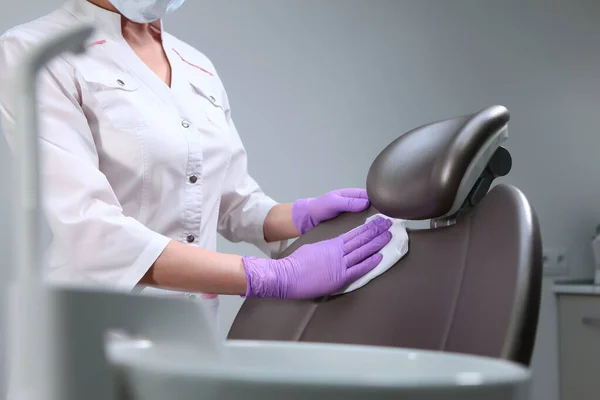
[
  {"xmin": 345, "ymin": 253, "xmax": 383, "ymax": 282},
  {"xmin": 341, "ymin": 216, "xmax": 388, "ymax": 243},
  {"xmin": 344, "ymin": 226, "xmax": 389, "ymax": 257},
  {"xmin": 343, "ymin": 197, "xmax": 370, "ymax": 213},
  {"xmin": 342, "ymin": 217, "xmax": 392, "ymax": 252},
  {"xmin": 328, "ymin": 194, "xmax": 369, "ymax": 214},
  {"xmin": 335, "ymin": 188, "xmax": 369, "ymax": 199},
  {"xmin": 344, "ymin": 230, "xmax": 392, "ymax": 266}
]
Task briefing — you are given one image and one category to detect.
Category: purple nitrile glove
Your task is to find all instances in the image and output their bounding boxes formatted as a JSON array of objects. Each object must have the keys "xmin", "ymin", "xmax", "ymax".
[
  {"xmin": 292, "ymin": 188, "xmax": 371, "ymax": 235},
  {"xmin": 243, "ymin": 216, "xmax": 392, "ymax": 299}
]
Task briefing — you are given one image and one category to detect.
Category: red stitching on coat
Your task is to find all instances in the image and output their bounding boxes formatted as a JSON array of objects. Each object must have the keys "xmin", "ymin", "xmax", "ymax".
[
  {"xmin": 171, "ymin": 48, "xmax": 214, "ymax": 76},
  {"xmin": 88, "ymin": 39, "xmax": 107, "ymax": 47}
]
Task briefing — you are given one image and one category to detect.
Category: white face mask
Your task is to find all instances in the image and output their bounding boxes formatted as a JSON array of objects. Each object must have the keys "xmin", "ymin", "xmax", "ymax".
[{"xmin": 109, "ymin": 0, "xmax": 186, "ymax": 23}]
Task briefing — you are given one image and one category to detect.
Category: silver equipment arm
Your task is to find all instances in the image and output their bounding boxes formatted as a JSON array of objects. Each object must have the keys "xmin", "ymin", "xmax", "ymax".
[
  {"xmin": 13, "ymin": 23, "xmax": 94, "ymax": 280},
  {"xmin": 8, "ymin": 23, "xmax": 93, "ymax": 400}
]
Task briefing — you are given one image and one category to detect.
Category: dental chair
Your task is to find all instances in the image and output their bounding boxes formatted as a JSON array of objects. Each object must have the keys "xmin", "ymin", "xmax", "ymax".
[{"xmin": 228, "ymin": 105, "xmax": 543, "ymax": 367}]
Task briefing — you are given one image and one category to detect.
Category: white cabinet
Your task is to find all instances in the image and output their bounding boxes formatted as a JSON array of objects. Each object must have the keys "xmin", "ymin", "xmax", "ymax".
[{"xmin": 556, "ymin": 294, "xmax": 600, "ymax": 400}]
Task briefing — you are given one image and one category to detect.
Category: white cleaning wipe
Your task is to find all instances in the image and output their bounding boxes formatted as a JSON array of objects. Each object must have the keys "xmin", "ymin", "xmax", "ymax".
[{"xmin": 336, "ymin": 213, "xmax": 409, "ymax": 295}]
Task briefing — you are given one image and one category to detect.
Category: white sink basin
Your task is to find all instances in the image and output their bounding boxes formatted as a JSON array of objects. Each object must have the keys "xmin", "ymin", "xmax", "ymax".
[{"xmin": 107, "ymin": 339, "xmax": 531, "ymax": 400}]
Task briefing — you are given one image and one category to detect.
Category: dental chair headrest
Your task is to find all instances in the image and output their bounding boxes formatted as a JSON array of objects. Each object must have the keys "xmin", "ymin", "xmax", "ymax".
[{"xmin": 367, "ymin": 105, "xmax": 512, "ymax": 223}]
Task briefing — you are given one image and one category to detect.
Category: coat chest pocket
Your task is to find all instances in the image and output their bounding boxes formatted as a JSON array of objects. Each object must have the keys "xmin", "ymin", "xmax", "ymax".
[
  {"xmin": 188, "ymin": 76, "xmax": 230, "ymax": 132},
  {"xmin": 80, "ymin": 70, "xmax": 147, "ymax": 130}
]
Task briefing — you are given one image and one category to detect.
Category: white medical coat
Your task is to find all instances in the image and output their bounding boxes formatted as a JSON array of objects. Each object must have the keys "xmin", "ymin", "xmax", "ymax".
[{"xmin": 0, "ymin": 0, "xmax": 287, "ymax": 300}]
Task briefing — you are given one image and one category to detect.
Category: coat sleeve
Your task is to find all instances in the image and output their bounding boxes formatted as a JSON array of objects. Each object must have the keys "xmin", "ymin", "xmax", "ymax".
[
  {"xmin": 216, "ymin": 116, "xmax": 289, "ymax": 258},
  {"xmin": 213, "ymin": 74, "xmax": 288, "ymax": 258},
  {"xmin": 0, "ymin": 33, "xmax": 171, "ymax": 289}
]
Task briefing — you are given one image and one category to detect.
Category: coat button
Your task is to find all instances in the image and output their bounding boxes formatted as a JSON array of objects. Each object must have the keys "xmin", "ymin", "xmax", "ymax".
[
  {"xmin": 181, "ymin": 120, "xmax": 190, "ymax": 128},
  {"xmin": 209, "ymin": 95, "xmax": 216, "ymax": 103},
  {"xmin": 189, "ymin": 175, "xmax": 198, "ymax": 183},
  {"xmin": 116, "ymin": 79, "xmax": 125, "ymax": 86},
  {"xmin": 186, "ymin": 234, "xmax": 195, "ymax": 243}
]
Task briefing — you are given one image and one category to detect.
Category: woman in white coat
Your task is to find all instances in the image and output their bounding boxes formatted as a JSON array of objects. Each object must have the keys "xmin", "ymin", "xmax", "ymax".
[{"xmin": 0, "ymin": 0, "xmax": 392, "ymax": 314}]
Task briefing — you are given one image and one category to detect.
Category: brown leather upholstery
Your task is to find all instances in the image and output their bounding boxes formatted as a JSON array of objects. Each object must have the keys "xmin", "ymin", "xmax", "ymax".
[{"xmin": 228, "ymin": 184, "xmax": 542, "ymax": 366}]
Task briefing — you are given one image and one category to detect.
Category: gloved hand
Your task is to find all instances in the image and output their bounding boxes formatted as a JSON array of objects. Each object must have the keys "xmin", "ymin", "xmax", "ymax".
[
  {"xmin": 292, "ymin": 188, "xmax": 370, "ymax": 235},
  {"xmin": 243, "ymin": 216, "xmax": 392, "ymax": 299}
]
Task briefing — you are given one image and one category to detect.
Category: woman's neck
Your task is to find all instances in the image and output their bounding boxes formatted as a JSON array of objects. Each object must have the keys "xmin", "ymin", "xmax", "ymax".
[
  {"xmin": 86, "ymin": 0, "xmax": 119, "ymax": 13},
  {"xmin": 86, "ymin": 0, "xmax": 160, "ymax": 44}
]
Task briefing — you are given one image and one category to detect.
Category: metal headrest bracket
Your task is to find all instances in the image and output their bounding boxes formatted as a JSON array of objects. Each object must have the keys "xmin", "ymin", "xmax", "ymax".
[{"xmin": 431, "ymin": 146, "xmax": 512, "ymax": 229}]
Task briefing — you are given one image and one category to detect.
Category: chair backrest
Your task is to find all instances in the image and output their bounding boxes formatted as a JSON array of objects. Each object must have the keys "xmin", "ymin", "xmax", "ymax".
[
  {"xmin": 229, "ymin": 105, "xmax": 543, "ymax": 365},
  {"xmin": 228, "ymin": 184, "xmax": 542, "ymax": 366}
]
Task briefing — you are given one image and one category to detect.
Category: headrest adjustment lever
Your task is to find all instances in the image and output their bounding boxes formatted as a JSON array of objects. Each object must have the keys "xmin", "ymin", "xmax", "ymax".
[{"xmin": 430, "ymin": 146, "xmax": 512, "ymax": 228}]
